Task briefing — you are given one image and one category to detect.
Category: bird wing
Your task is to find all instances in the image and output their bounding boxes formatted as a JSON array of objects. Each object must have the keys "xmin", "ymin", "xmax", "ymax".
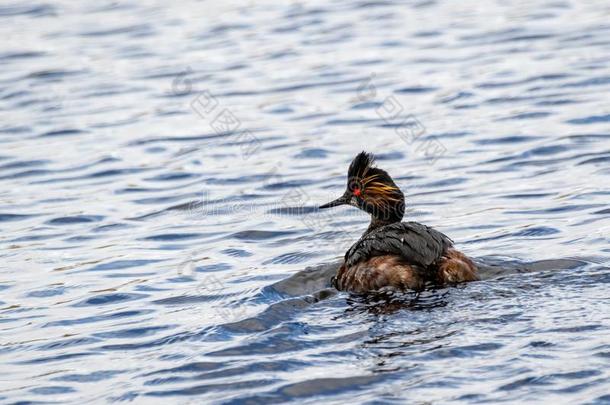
[{"xmin": 344, "ymin": 221, "xmax": 453, "ymax": 268}]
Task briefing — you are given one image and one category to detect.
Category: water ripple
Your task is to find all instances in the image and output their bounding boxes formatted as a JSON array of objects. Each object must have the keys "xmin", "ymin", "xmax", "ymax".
[{"xmin": 1, "ymin": 0, "xmax": 609, "ymax": 403}]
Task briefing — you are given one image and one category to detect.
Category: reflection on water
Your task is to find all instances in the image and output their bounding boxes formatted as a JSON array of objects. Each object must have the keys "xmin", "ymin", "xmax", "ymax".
[{"xmin": 1, "ymin": 0, "xmax": 609, "ymax": 403}]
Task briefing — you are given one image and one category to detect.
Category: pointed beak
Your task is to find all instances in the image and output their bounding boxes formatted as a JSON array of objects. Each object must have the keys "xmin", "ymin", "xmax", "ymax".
[{"xmin": 319, "ymin": 193, "xmax": 350, "ymax": 209}]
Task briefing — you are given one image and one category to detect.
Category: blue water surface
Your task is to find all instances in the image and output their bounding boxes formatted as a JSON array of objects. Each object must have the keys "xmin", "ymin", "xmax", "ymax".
[{"xmin": 1, "ymin": 0, "xmax": 609, "ymax": 403}]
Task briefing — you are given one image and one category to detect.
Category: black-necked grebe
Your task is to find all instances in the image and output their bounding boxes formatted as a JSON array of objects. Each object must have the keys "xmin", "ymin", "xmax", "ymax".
[{"xmin": 319, "ymin": 151, "xmax": 478, "ymax": 293}]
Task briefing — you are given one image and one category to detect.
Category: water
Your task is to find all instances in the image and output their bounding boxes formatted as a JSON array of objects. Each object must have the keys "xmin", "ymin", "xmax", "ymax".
[{"xmin": 1, "ymin": 0, "xmax": 609, "ymax": 403}]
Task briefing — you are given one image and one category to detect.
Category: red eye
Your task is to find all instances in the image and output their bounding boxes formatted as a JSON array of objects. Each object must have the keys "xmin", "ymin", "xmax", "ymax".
[{"xmin": 353, "ymin": 188, "xmax": 361, "ymax": 197}]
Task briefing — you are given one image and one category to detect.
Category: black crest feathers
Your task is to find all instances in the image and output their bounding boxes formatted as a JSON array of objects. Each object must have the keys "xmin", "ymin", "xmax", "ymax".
[{"xmin": 348, "ymin": 151, "xmax": 375, "ymax": 181}]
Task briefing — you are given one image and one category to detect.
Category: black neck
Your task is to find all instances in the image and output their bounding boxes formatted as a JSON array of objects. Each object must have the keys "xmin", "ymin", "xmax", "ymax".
[{"xmin": 364, "ymin": 215, "xmax": 399, "ymax": 236}]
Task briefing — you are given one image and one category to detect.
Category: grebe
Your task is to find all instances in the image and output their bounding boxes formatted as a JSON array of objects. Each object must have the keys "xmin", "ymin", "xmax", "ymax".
[{"xmin": 319, "ymin": 151, "xmax": 478, "ymax": 293}]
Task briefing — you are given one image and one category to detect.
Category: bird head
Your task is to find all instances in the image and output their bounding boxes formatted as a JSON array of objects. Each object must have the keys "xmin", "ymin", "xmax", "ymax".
[{"xmin": 319, "ymin": 151, "xmax": 405, "ymax": 223}]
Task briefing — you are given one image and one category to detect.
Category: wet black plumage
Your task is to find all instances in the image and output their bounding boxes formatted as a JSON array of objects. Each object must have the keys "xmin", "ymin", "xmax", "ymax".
[{"xmin": 344, "ymin": 221, "xmax": 453, "ymax": 269}]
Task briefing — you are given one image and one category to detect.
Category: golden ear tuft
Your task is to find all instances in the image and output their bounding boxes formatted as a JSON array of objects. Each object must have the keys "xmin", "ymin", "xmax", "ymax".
[{"xmin": 366, "ymin": 181, "xmax": 402, "ymax": 202}]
